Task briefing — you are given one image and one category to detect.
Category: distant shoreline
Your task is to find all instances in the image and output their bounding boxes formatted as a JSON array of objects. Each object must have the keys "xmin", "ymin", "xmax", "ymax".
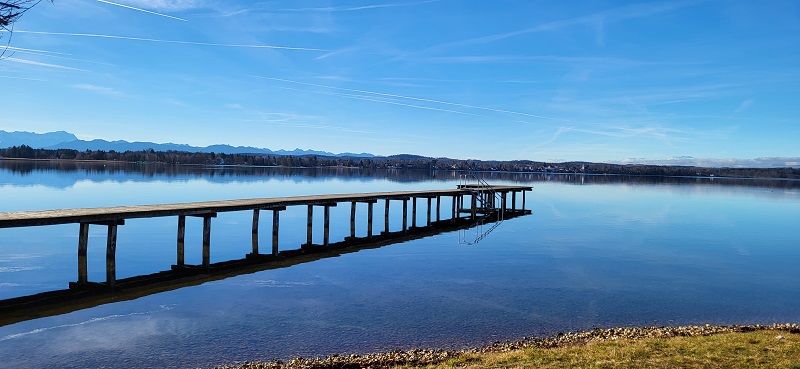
[
  {"xmin": 2, "ymin": 156, "xmax": 799, "ymax": 181},
  {"xmin": 0, "ymin": 153, "xmax": 800, "ymax": 182}
]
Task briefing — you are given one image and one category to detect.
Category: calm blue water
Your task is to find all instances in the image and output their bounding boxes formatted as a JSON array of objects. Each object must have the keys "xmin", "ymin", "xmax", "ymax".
[{"xmin": 0, "ymin": 161, "xmax": 799, "ymax": 369}]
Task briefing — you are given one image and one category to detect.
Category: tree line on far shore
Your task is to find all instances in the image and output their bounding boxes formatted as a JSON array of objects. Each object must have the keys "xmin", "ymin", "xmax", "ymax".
[{"xmin": 1, "ymin": 145, "xmax": 798, "ymax": 179}]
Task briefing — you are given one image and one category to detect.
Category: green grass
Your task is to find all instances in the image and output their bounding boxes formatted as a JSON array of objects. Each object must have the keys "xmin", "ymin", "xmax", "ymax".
[{"xmin": 408, "ymin": 331, "xmax": 800, "ymax": 369}]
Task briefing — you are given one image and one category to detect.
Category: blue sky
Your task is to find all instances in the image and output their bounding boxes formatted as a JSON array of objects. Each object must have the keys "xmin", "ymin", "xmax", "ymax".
[{"xmin": 1, "ymin": 0, "xmax": 798, "ymax": 165}]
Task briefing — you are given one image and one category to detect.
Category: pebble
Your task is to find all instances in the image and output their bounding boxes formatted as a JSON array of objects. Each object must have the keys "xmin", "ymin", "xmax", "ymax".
[{"xmin": 210, "ymin": 323, "xmax": 800, "ymax": 369}]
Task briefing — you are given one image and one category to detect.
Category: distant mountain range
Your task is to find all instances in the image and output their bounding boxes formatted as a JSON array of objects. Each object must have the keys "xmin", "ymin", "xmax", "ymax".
[
  {"xmin": 2, "ymin": 130, "xmax": 799, "ymax": 169},
  {"xmin": 0, "ymin": 130, "xmax": 375, "ymax": 158}
]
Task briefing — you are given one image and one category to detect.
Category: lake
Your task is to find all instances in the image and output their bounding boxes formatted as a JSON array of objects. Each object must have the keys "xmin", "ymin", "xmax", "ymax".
[{"xmin": 0, "ymin": 160, "xmax": 798, "ymax": 369}]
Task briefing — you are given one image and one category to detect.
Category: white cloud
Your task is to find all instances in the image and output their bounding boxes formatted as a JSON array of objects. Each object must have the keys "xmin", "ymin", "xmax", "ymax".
[
  {"xmin": 0, "ymin": 75, "xmax": 47, "ymax": 81},
  {"xmin": 424, "ymin": 1, "xmax": 699, "ymax": 53},
  {"xmin": 616, "ymin": 156, "xmax": 800, "ymax": 168},
  {"xmin": 735, "ymin": 99, "xmax": 754, "ymax": 113}
]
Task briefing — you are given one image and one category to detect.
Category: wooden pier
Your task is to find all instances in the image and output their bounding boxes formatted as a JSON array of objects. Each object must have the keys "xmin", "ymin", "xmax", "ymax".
[{"xmin": 0, "ymin": 184, "xmax": 531, "ymax": 325}]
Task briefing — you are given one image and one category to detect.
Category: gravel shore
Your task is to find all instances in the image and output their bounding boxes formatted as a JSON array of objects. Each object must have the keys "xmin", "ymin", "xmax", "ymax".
[{"xmin": 210, "ymin": 323, "xmax": 800, "ymax": 369}]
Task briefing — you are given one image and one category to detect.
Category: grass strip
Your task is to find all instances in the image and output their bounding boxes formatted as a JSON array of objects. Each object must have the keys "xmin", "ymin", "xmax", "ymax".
[{"xmin": 211, "ymin": 323, "xmax": 800, "ymax": 369}]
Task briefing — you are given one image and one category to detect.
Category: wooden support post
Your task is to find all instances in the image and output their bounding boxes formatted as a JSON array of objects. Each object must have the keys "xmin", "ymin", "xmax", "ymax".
[
  {"xmin": 412, "ymin": 197, "xmax": 417, "ymax": 228},
  {"xmin": 323, "ymin": 205, "xmax": 331, "ymax": 246},
  {"xmin": 106, "ymin": 223, "xmax": 118, "ymax": 289},
  {"xmin": 451, "ymin": 195, "xmax": 457, "ymax": 222},
  {"xmin": 251, "ymin": 209, "xmax": 260, "ymax": 254},
  {"xmin": 402, "ymin": 199, "xmax": 408, "ymax": 232},
  {"xmin": 367, "ymin": 202, "xmax": 374, "ymax": 239},
  {"xmin": 77, "ymin": 223, "xmax": 89, "ymax": 284},
  {"xmin": 307, "ymin": 205, "xmax": 313, "ymax": 246},
  {"xmin": 426, "ymin": 197, "xmax": 432, "ymax": 226},
  {"xmin": 471, "ymin": 194, "xmax": 477, "ymax": 219},
  {"xmin": 272, "ymin": 209, "xmax": 280, "ymax": 255},
  {"xmin": 501, "ymin": 192, "xmax": 507, "ymax": 217},
  {"xmin": 522, "ymin": 190, "xmax": 526, "ymax": 210},
  {"xmin": 436, "ymin": 196, "xmax": 441, "ymax": 222},
  {"xmin": 350, "ymin": 201, "xmax": 357, "ymax": 238},
  {"xmin": 512, "ymin": 192, "xmax": 517, "ymax": 211},
  {"xmin": 177, "ymin": 215, "xmax": 185, "ymax": 266},
  {"xmin": 202, "ymin": 215, "xmax": 212, "ymax": 268},
  {"xmin": 384, "ymin": 199, "xmax": 390, "ymax": 233}
]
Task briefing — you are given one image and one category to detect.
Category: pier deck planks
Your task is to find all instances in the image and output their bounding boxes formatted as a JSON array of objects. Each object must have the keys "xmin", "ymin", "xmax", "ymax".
[{"xmin": 0, "ymin": 186, "xmax": 531, "ymax": 228}]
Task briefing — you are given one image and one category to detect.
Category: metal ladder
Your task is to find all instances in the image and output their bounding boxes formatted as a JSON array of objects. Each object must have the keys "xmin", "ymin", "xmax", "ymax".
[
  {"xmin": 458, "ymin": 174, "xmax": 504, "ymax": 245},
  {"xmin": 459, "ymin": 174, "xmax": 503, "ymax": 217}
]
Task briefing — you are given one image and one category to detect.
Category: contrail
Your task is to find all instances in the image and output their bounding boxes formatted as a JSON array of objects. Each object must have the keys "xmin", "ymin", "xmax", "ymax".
[
  {"xmin": 273, "ymin": 85, "xmax": 485, "ymax": 117},
  {"xmin": 278, "ymin": 0, "xmax": 440, "ymax": 12},
  {"xmin": 256, "ymin": 76, "xmax": 574, "ymax": 123},
  {"xmin": 13, "ymin": 31, "xmax": 329, "ymax": 52},
  {"xmin": 4, "ymin": 46, "xmax": 71, "ymax": 55},
  {"xmin": 96, "ymin": 0, "xmax": 188, "ymax": 21},
  {"xmin": 6, "ymin": 57, "xmax": 87, "ymax": 71},
  {"xmin": 4, "ymin": 47, "xmax": 117, "ymax": 66},
  {"xmin": 326, "ymin": 91, "xmax": 485, "ymax": 117}
]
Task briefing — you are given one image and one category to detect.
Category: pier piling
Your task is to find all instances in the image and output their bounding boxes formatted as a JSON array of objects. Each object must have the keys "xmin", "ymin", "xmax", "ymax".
[
  {"xmin": 200, "ymin": 214, "xmax": 215, "ymax": 268},
  {"xmin": 77, "ymin": 223, "xmax": 89, "ymax": 284},
  {"xmin": 251, "ymin": 209, "xmax": 260, "ymax": 254},
  {"xmin": 324, "ymin": 205, "xmax": 331, "ymax": 246},
  {"xmin": 384, "ymin": 199, "xmax": 390, "ymax": 233},
  {"xmin": 512, "ymin": 192, "xmax": 516, "ymax": 211},
  {"xmin": 307, "ymin": 205, "xmax": 314, "ymax": 246},
  {"xmin": 367, "ymin": 201, "xmax": 374, "ymax": 239},
  {"xmin": 451, "ymin": 195, "xmax": 457, "ymax": 222},
  {"xmin": 350, "ymin": 202, "xmax": 357, "ymax": 238},
  {"xmin": 105, "ymin": 222, "xmax": 119, "ymax": 289},
  {"xmin": 436, "ymin": 196, "xmax": 441, "ymax": 222},
  {"xmin": 402, "ymin": 199, "xmax": 408, "ymax": 232},
  {"xmin": 177, "ymin": 215, "xmax": 186, "ymax": 266},
  {"xmin": 272, "ymin": 208, "xmax": 281, "ymax": 255},
  {"xmin": 426, "ymin": 197, "xmax": 432, "ymax": 226},
  {"xmin": 471, "ymin": 194, "xmax": 477, "ymax": 219},
  {"xmin": 412, "ymin": 197, "xmax": 417, "ymax": 228}
]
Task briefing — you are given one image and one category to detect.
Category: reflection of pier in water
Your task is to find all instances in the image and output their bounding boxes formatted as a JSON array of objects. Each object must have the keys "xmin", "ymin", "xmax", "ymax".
[{"xmin": 0, "ymin": 184, "xmax": 531, "ymax": 326}]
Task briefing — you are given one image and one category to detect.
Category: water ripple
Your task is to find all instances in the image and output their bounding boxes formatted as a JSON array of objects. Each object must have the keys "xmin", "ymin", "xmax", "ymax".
[
  {"xmin": 0, "ymin": 266, "xmax": 42, "ymax": 273},
  {"xmin": 0, "ymin": 304, "xmax": 175, "ymax": 341}
]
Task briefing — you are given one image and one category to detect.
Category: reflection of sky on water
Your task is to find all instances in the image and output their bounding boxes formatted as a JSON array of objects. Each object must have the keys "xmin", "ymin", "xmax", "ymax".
[{"xmin": 0, "ymin": 162, "xmax": 799, "ymax": 369}]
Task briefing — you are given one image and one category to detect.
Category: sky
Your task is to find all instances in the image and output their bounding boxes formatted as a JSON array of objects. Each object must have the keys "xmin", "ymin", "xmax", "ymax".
[{"xmin": 1, "ymin": 0, "xmax": 798, "ymax": 165}]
